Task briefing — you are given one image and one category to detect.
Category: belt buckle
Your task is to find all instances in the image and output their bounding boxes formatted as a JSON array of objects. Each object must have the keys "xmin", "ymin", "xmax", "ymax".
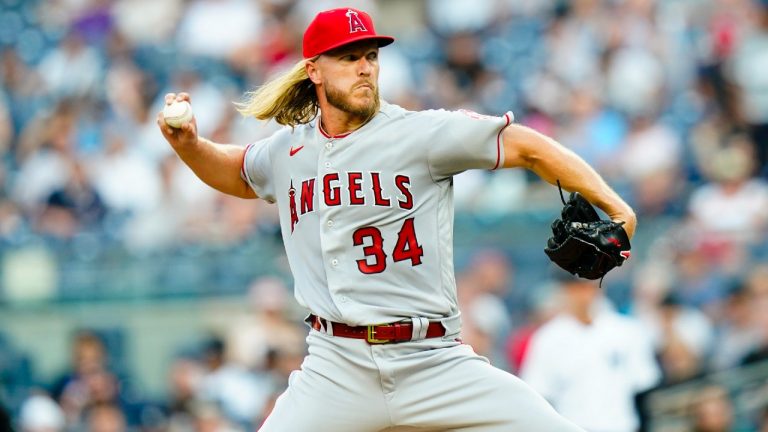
[{"xmin": 367, "ymin": 324, "xmax": 391, "ymax": 344}]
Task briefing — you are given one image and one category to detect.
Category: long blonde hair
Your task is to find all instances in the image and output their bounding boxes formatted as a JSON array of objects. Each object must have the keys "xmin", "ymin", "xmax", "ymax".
[{"xmin": 236, "ymin": 59, "xmax": 318, "ymax": 127}]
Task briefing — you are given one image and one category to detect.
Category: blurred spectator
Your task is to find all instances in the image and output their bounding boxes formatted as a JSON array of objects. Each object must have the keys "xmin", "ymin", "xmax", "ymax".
[
  {"xmin": 688, "ymin": 67, "xmax": 743, "ymax": 179},
  {"xmin": 197, "ymin": 337, "xmax": 269, "ymax": 429},
  {"xmin": 112, "ymin": 0, "xmax": 183, "ymax": 45},
  {"xmin": 13, "ymin": 100, "xmax": 78, "ymax": 213},
  {"xmin": 122, "ymin": 155, "xmax": 217, "ymax": 251},
  {"xmin": 441, "ymin": 32, "xmax": 486, "ymax": 93},
  {"xmin": 52, "ymin": 331, "xmax": 109, "ymax": 399},
  {"xmin": 556, "ymin": 85, "xmax": 627, "ymax": 172},
  {"xmin": 36, "ymin": 159, "xmax": 106, "ymax": 238},
  {"xmin": 741, "ymin": 264, "xmax": 768, "ymax": 365},
  {"xmin": 688, "ymin": 142, "xmax": 768, "ymax": 245},
  {"xmin": 51, "ymin": 330, "xmax": 125, "ymax": 430},
  {"xmin": 36, "ymin": 30, "xmax": 102, "ymax": 99},
  {"xmin": 71, "ymin": 0, "xmax": 114, "ymax": 46},
  {"xmin": 103, "ymin": 58, "xmax": 151, "ymax": 124},
  {"xmin": 19, "ymin": 393, "xmax": 65, "ymax": 432},
  {"xmin": 0, "ymin": 165, "xmax": 23, "ymax": 240},
  {"xmin": 88, "ymin": 130, "xmax": 162, "ymax": 216},
  {"xmin": 166, "ymin": 357, "xmax": 204, "ymax": 430},
  {"xmin": 453, "ymin": 169, "xmax": 528, "ymax": 214},
  {"xmin": 34, "ymin": 0, "xmax": 81, "ymax": 29},
  {"xmin": 237, "ymin": 283, "xmax": 308, "ymax": 398},
  {"xmin": 190, "ymin": 402, "xmax": 243, "ymax": 432},
  {"xmin": 709, "ymin": 281, "xmax": 761, "ymax": 370},
  {"xmin": 505, "ymin": 281, "xmax": 560, "ymax": 373},
  {"xmin": 671, "ymin": 240, "xmax": 730, "ymax": 312},
  {"xmin": 262, "ymin": 343, "xmax": 304, "ymax": 393},
  {"xmin": 199, "ymin": 193, "xmax": 264, "ymax": 245},
  {"xmin": 520, "ymin": 70, "xmax": 563, "ymax": 135},
  {"xmin": 121, "ymin": 155, "xmax": 186, "ymax": 251},
  {"xmin": 457, "ymin": 250, "xmax": 514, "ymax": 363},
  {"xmin": 727, "ymin": 2, "xmax": 768, "ymax": 175},
  {"xmin": 228, "ymin": 2, "xmax": 300, "ymax": 78},
  {"xmin": 543, "ymin": 1, "xmax": 603, "ymax": 87},
  {"xmin": 654, "ymin": 293, "xmax": 714, "ymax": 385},
  {"xmin": 615, "ymin": 115, "xmax": 684, "ymax": 216},
  {"xmin": 0, "ymin": 96, "xmax": 12, "ymax": 156},
  {"xmin": 689, "ymin": 385, "xmax": 734, "ymax": 432},
  {"xmin": 183, "ymin": 113, "xmax": 265, "ymax": 245},
  {"xmin": 293, "ymin": 0, "xmax": 378, "ymax": 26},
  {"xmin": 628, "ymin": 260, "xmax": 676, "ymax": 319},
  {"xmin": 520, "ymin": 272, "xmax": 659, "ymax": 432},
  {"xmin": 0, "ymin": 48, "xmax": 47, "ymax": 133},
  {"xmin": 426, "ymin": 0, "xmax": 495, "ymax": 34},
  {"xmin": 605, "ymin": 48, "xmax": 665, "ymax": 118},
  {"xmin": 175, "ymin": 0, "xmax": 263, "ymax": 61},
  {"xmin": 376, "ymin": 47, "xmax": 417, "ymax": 107},
  {"xmin": 59, "ymin": 368, "xmax": 123, "ymax": 429},
  {"xmin": 86, "ymin": 403, "xmax": 126, "ymax": 432},
  {"xmin": 226, "ymin": 277, "xmax": 305, "ymax": 371},
  {"xmin": 103, "ymin": 58, "xmax": 167, "ymax": 164}
]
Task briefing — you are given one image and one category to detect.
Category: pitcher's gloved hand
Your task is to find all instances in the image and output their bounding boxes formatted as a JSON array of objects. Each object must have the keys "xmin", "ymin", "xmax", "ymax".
[{"xmin": 544, "ymin": 189, "xmax": 631, "ymax": 280}]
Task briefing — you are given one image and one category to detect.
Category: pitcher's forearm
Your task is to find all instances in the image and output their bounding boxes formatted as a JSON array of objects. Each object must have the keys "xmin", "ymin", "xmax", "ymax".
[
  {"xmin": 530, "ymin": 146, "xmax": 636, "ymax": 237},
  {"xmin": 502, "ymin": 125, "xmax": 636, "ymax": 237},
  {"xmin": 157, "ymin": 91, "xmax": 257, "ymax": 199},
  {"xmin": 173, "ymin": 137, "xmax": 257, "ymax": 199}
]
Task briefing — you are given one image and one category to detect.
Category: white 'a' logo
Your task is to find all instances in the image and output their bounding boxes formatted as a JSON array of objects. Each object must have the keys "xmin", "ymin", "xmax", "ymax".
[{"xmin": 346, "ymin": 9, "xmax": 367, "ymax": 33}]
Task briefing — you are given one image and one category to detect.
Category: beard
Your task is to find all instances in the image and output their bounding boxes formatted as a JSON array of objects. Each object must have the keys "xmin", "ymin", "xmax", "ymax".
[{"xmin": 324, "ymin": 80, "xmax": 380, "ymax": 119}]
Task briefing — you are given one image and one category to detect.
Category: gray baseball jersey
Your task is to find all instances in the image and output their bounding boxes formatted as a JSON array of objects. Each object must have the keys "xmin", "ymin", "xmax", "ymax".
[{"xmin": 242, "ymin": 101, "xmax": 513, "ymax": 326}]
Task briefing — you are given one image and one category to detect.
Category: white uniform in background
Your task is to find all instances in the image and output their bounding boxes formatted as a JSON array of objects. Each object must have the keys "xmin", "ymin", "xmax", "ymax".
[{"xmin": 521, "ymin": 300, "xmax": 660, "ymax": 432}]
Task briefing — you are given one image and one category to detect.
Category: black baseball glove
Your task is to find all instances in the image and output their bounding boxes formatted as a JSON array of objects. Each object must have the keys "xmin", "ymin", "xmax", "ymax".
[{"xmin": 544, "ymin": 185, "xmax": 631, "ymax": 280}]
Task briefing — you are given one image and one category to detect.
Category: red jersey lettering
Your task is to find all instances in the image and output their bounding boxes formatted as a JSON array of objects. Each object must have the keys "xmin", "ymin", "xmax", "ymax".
[
  {"xmin": 323, "ymin": 173, "xmax": 341, "ymax": 206},
  {"xmin": 289, "ymin": 181, "xmax": 299, "ymax": 232},
  {"xmin": 348, "ymin": 172, "xmax": 364, "ymax": 205},
  {"xmin": 370, "ymin": 173, "xmax": 391, "ymax": 207},
  {"xmin": 300, "ymin": 178, "xmax": 315, "ymax": 214},
  {"xmin": 395, "ymin": 175, "xmax": 413, "ymax": 210}
]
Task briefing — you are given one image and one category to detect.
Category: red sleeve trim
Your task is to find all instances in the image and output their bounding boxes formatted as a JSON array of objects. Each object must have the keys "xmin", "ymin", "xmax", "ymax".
[{"xmin": 493, "ymin": 113, "xmax": 512, "ymax": 170}]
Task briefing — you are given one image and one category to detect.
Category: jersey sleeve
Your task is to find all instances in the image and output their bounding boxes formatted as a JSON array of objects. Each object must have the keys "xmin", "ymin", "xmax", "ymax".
[
  {"xmin": 426, "ymin": 109, "xmax": 513, "ymax": 180},
  {"xmin": 241, "ymin": 138, "xmax": 276, "ymax": 203}
]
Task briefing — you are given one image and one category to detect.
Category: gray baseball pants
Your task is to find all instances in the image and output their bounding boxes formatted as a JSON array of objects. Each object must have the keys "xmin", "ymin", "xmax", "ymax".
[{"xmin": 258, "ymin": 329, "xmax": 585, "ymax": 431}]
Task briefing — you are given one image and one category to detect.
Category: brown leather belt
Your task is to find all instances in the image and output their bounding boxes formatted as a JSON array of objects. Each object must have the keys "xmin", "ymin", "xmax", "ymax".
[{"xmin": 309, "ymin": 314, "xmax": 446, "ymax": 344}]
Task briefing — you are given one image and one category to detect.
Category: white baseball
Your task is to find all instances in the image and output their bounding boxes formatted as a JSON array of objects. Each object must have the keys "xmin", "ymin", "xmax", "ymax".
[{"xmin": 163, "ymin": 100, "xmax": 194, "ymax": 128}]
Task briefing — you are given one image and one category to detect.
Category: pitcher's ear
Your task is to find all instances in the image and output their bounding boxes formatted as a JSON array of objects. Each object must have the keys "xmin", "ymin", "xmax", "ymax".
[{"xmin": 306, "ymin": 59, "xmax": 322, "ymax": 85}]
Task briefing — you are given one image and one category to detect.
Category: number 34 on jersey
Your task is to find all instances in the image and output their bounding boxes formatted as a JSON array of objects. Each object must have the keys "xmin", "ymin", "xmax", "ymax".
[{"xmin": 287, "ymin": 172, "xmax": 424, "ymax": 275}]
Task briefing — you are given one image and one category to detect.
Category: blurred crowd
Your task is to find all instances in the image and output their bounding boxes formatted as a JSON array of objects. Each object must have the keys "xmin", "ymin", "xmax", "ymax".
[
  {"xmin": 2, "ymin": 0, "xmax": 768, "ymax": 430},
  {"xmin": 6, "ymin": 277, "xmax": 308, "ymax": 432}
]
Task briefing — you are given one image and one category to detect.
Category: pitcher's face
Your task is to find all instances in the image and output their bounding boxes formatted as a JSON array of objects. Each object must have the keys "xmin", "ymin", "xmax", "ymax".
[{"xmin": 309, "ymin": 40, "xmax": 380, "ymax": 118}]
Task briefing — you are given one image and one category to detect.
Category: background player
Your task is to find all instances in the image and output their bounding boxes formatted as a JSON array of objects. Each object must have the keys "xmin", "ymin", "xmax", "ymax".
[
  {"xmin": 520, "ymin": 271, "xmax": 660, "ymax": 432},
  {"xmin": 158, "ymin": 7, "xmax": 635, "ymax": 432}
]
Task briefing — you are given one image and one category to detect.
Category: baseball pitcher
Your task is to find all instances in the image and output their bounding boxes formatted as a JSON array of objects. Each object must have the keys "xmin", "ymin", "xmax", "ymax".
[{"xmin": 158, "ymin": 7, "xmax": 636, "ymax": 432}]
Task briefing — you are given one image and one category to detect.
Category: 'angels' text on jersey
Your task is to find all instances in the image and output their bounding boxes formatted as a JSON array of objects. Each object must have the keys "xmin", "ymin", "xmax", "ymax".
[{"xmin": 288, "ymin": 172, "xmax": 413, "ymax": 232}]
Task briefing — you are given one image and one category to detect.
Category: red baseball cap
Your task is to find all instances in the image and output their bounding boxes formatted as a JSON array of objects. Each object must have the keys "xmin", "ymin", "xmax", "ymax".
[{"xmin": 303, "ymin": 8, "xmax": 394, "ymax": 59}]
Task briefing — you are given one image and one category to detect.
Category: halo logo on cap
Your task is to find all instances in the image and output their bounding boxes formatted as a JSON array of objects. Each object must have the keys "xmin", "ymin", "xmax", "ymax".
[
  {"xmin": 302, "ymin": 7, "xmax": 395, "ymax": 59},
  {"xmin": 346, "ymin": 9, "xmax": 368, "ymax": 33}
]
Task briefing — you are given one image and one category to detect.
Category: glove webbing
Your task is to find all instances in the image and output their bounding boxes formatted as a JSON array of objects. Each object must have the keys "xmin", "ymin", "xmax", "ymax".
[{"xmin": 556, "ymin": 179, "xmax": 606, "ymax": 288}]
